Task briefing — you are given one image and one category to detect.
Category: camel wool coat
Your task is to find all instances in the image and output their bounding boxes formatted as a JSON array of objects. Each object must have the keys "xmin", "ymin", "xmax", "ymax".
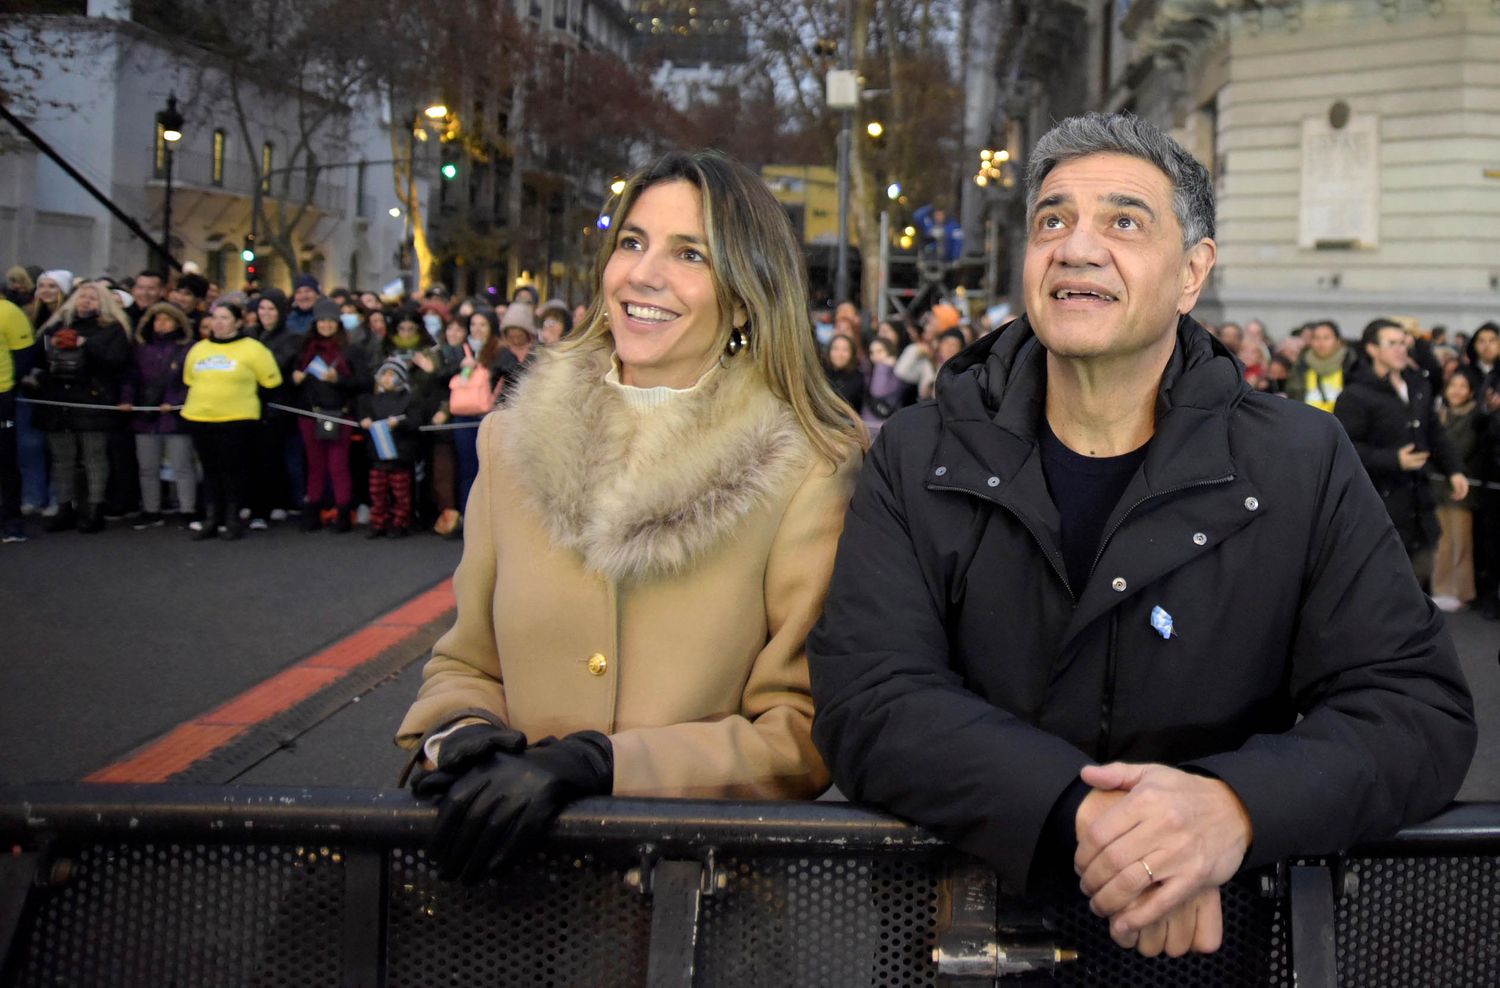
[{"xmin": 397, "ymin": 344, "xmax": 861, "ymax": 799}]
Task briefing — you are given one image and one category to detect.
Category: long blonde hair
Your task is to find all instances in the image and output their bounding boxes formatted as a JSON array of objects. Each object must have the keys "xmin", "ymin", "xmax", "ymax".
[
  {"xmin": 42, "ymin": 280, "xmax": 134, "ymax": 336},
  {"xmin": 561, "ymin": 150, "xmax": 867, "ymax": 464}
]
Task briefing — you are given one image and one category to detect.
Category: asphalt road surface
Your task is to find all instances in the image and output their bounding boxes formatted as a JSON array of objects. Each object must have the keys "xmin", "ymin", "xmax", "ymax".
[{"xmin": 2, "ymin": 518, "xmax": 1496, "ymax": 803}]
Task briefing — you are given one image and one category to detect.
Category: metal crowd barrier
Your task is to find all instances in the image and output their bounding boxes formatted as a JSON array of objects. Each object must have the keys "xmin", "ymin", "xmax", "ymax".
[{"xmin": 0, "ymin": 785, "xmax": 1496, "ymax": 987}]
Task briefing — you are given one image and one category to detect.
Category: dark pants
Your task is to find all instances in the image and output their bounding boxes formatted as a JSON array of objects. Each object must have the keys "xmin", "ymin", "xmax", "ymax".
[
  {"xmin": 190, "ymin": 420, "xmax": 257, "ymax": 529},
  {"xmin": 369, "ymin": 465, "xmax": 413, "ymax": 530},
  {"xmin": 0, "ymin": 391, "xmax": 20, "ymax": 529},
  {"xmin": 105, "ymin": 429, "xmax": 139, "ymax": 514},
  {"xmin": 248, "ymin": 417, "xmax": 286, "ymax": 519},
  {"xmin": 453, "ymin": 416, "xmax": 483, "ymax": 513},
  {"xmin": 1475, "ymin": 490, "xmax": 1500, "ymax": 603}
]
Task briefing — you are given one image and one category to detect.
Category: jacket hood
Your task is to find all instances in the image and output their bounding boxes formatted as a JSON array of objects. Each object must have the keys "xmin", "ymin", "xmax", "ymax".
[
  {"xmin": 136, "ymin": 302, "xmax": 192, "ymax": 343},
  {"xmin": 934, "ymin": 313, "xmax": 1247, "ymax": 437},
  {"xmin": 927, "ymin": 314, "xmax": 1250, "ymax": 505}
]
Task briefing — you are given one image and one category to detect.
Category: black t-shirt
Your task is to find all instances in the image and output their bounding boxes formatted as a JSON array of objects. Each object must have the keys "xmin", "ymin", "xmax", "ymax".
[{"xmin": 1038, "ymin": 418, "xmax": 1149, "ymax": 594}]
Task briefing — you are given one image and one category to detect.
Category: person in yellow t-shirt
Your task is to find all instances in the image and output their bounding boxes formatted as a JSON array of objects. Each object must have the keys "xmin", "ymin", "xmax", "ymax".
[
  {"xmin": 182, "ymin": 301, "xmax": 281, "ymax": 540},
  {"xmin": 0, "ymin": 296, "xmax": 39, "ymax": 541}
]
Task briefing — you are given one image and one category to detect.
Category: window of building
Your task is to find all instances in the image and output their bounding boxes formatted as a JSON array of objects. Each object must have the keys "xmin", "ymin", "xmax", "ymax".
[
  {"xmin": 212, "ymin": 130, "xmax": 226, "ymax": 186},
  {"xmin": 154, "ymin": 122, "xmax": 166, "ymax": 178},
  {"xmin": 555, "ymin": 0, "xmax": 567, "ymax": 28},
  {"xmin": 261, "ymin": 142, "xmax": 274, "ymax": 192},
  {"xmin": 355, "ymin": 160, "xmax": 368, "ymax": 217}
]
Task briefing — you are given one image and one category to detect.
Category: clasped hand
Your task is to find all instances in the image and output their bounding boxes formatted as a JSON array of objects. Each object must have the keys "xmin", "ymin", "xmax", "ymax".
[
  {"xmin": 1073, "ymin": 762, "xmax": 1252, "ymax": 957},
  {"xmin": 411, "ymin": 723, "xmax": 613, "ymax": 884}
]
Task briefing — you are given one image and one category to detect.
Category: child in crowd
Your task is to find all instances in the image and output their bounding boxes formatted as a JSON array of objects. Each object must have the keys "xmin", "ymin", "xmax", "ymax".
[
  {"xmin": 120, "ymin": 302, "xmax": 195, "ymax": 527},
  {"xmin": 357, "ymin": 358, "xmax": 420, "ymax": 538}
]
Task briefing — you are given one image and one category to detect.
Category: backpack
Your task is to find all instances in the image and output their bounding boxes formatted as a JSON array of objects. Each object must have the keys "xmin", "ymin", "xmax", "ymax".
[{"xmin": 448, "ymin": 345, "xmax": 502, "ymax": 416}]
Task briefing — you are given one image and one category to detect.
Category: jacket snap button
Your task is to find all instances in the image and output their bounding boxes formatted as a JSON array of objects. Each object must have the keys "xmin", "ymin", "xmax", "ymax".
[
  {"xmin": 587, "ymin": 653, "xmax": 608, "ymax": 676},
  {"xmin": 1111, "ymin": 577, "xmax": 1127, "ymax": 592},
  {"xmin": 934, "ymin": 466, "xmax": 947, "ymax": 477},
  {"xmin": 1244, "ymin": 497, "xmax": 1260, "ymax": 511},
  {"xmin": 986, "ymin": 476, "xmax": 1000, "ymax": 487},
  {"xmin": 1193, "ymin": 532, "xmax": 1208, "ymax": 546}
]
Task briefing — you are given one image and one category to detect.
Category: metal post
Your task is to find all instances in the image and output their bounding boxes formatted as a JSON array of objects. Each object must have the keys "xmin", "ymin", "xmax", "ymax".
[
  {"xmin": 878, "ymin": 210, "xmax": 890, "ymax": 323},
  {"xmin": 162, "ymin": 145, "xmax": 175, "ymax": 276},
  {"xmin": 835, "ymin": 118, "xmax": 851, "ymax": 306},
  {"xmin": 405, "ymin": 112, "xmax": 418, "ymax": 292}
]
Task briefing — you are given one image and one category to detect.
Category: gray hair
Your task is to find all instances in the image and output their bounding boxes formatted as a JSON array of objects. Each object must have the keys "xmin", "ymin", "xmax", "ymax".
[{"xmin": 1025, "ymin": 112, "xmax": 1215, "ymax": 248}]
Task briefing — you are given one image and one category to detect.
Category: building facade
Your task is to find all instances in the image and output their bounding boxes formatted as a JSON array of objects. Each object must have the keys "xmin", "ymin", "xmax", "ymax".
[{"xmin": 0, "ymin": 7, "xmax": 408, "ymax": 293}]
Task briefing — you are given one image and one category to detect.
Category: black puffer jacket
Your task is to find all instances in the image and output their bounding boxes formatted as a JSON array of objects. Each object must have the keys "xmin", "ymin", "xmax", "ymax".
[
  {"xmin": 1334, "ymin": 361, "xmax": 1460, "ymax": 549},
  {"xmin": 35, "ymin": 313, "xmax": 132, "ymax": 432},
  {"xmin": 808, "ymin": 315, "xmax": 1475, "ymax": 893}
]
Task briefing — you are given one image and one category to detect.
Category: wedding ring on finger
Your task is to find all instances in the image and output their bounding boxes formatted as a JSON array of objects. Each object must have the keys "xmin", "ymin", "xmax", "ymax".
[{"xmin": 1140, "ymin": 859, "xmax": 1156, "ymax": 883}]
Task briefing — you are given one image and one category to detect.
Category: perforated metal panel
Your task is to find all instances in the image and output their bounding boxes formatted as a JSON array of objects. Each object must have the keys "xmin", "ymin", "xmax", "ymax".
[
  {"xmin": 1047, "ymin": 878, "xmax": 1289, "ymax": 987},
  {"xmin": 1334, "ymin": 855, "xmax": 1500, "ymax": 987},
  {"xmin": 385, "ymin": 847, "xmax": 653, "ymax": 987},
  {"xmin": 13, "ymin": 842, "xmax": 344, "ymax": 988},
  {"xmin": 696, "ymin": 855, "xmax": 939, "ymax": 987}
]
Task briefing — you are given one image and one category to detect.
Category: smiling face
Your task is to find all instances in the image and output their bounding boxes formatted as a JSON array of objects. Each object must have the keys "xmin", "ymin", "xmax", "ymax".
[
  {"xmin": 603, "ymin": 179, "xmax": 741, "ymax": 389},
  {"xmin": 36, "ymin": 277, "xmax": 62, "ymax": 306},
  {"xmin": 1024, "ymin": 152, "xmax": 1214, "ymax": 364},
  {"xmin": 258, "ymin": 298, "xmax": 280, "ymax": 329}
]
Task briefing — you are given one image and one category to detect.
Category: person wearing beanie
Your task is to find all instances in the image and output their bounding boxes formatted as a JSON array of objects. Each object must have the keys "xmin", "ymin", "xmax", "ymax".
[
  {"xmin": 292, "ymin": 296, "xmax": 369, "ymax": 532},
  {"xmin": 26, "ymin": 270, "xmax": 72, "ymax": 330},
  {"xmin": 538, "ymin": 299, "xmax": 572, "ymax": 345},
  {"xmin": 286, "ymin": 273, "xmax": 323, "ymax": 335},
  {"xmin": 357, "ymin": 357, "xmax": 420, "ymax": 537},
  {"xmin": 498, "ymin": 301, "xmax": 538, "ymax": 396},
  {"xmin": 250, "ymin": 287, "xmax": 305, "ymax": 524},
  {"xmin": 120, "ymin": 301, "xmax": 196, "ymax": 529}
]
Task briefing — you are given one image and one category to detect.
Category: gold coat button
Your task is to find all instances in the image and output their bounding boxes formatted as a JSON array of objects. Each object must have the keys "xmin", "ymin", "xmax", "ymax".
[{"xmin": 587, "ymin": 653, "xmax": 608, "ymax": 676}]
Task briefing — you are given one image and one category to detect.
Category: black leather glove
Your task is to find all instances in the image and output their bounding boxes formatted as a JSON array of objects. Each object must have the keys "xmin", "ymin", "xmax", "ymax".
[
  {"xmin": 409, "ymin": 722, "xmax": 528, "ymax": 798},
  {"xmin": 428, "ymin": 731, "xmax": 613, "ymax": 884}
]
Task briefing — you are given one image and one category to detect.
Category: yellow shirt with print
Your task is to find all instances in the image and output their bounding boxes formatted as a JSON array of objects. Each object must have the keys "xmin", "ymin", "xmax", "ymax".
[
  {"xmin": 0, "ymin": 298, "xmax": 36, "ymax": 394},
  {"xmin": 1301, "ymin": 365, "xmax": 1345, "ymax": 413},
  {"xmin": 182, "ymin": 336, "xmax": 283, "ymax": 422}
]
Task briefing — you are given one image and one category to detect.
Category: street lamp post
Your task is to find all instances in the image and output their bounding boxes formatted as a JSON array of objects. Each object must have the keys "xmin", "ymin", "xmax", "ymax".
[{"xmin": 156, "ymin": 94, "xmax": 184, "ymax": 276}]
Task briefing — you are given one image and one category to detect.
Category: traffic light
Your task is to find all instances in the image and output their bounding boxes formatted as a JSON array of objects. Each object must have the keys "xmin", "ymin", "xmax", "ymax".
[
  {"xmin": 241, "ymin": 233, "xmax": 256, "ymax": 263},
  {"xmin": 440, "ymin": 161, "xmax": 458, "ymax": 181},
  {"xmin": 245, "ymin": 262, "xmax": 259, "ymax": 281}
]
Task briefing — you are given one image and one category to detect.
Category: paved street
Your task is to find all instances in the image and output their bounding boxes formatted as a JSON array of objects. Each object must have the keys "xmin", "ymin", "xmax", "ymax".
[{"xmin": 2, "ymin": 520, "xmax": 1497, "ymax": 803}]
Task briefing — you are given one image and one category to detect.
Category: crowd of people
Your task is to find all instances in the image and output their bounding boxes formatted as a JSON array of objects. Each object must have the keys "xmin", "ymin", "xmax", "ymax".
[
  {"xmin": 2, "ymin": 255, "xmax": 1497, "ymax": 622},
  {"xmin": 0, "ymin": 263, "xmax": 582, "ymax": 543}
]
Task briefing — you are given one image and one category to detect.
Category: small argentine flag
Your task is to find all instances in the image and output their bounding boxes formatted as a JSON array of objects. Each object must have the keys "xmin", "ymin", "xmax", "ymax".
[{"xmin": 1150, "ymin": 606, "xmax": 1175, "ymax": 640}]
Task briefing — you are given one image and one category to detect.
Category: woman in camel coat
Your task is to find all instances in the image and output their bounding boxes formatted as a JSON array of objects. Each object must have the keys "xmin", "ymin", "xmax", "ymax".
[{"xmin": 397, "ymin": 150, "xmax": 865, "ymax": 883}]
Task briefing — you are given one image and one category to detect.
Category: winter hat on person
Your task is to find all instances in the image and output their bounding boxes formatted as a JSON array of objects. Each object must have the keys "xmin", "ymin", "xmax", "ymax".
[
  {"xmin": 500, "ymin": 301, "xmax": 537, "ymax": 336},
  {"xmin": 312, "ymin": 298, "xmax": 342, "ymax": 323},
  {"xmin": 929, "ymin": 302, "xmax": 961, "ymax": 332},
  {"xmin": 376, "ymin": 358, "xmax": 409, "ymax": 390},
  {"xmin": 40, "ymin": 269, "xmax": 74, "ymax": 296},
  {"xmin": 5, "ymin": 266, "xmax": 32, "ymax": 293},
  {"xmin": 293, "ymin": 273, "xmax": 321, "ymax": 294}
]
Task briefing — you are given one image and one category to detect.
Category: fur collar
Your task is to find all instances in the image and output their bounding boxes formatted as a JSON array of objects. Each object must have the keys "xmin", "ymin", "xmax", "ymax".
[{"xmin": 500, "ymin": 345, "xmax": 810, "ymax": 583}]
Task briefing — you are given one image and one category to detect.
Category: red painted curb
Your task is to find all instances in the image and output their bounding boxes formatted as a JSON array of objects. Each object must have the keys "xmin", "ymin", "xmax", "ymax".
[{"xmin": 85, "ymin": 578, "xmax": 455, "ymax": 784}]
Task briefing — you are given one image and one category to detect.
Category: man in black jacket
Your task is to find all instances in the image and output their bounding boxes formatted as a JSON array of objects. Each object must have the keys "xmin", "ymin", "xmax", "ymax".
[
  {"xmin": 807, "ymin": 113, "xmax": 1475, "ymax": 960},
  {"xmin": 1334, "ymin": 319, "xmax": 1468, "ymax": 587}
]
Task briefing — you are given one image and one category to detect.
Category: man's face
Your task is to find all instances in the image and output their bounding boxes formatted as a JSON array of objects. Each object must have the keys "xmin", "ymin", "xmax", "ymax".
[
  {"xmin": 1366, "ymin": 328, "xmax": 1410, "ymax": 376},
  {"xmin": 293, "ymin": 285, "xmax": 317, "ymax": 310},
  {"xmin": 1024, "ymin": 152, "xmax": 1214, "ymax": 362},
  {"xmin": 1308, "ymin": 324, "xmax": 1341, "ymax": 360},
  {"xmin": 132, "ymin": 275, "xmax": 163, "ymax": 309},
  {"xmin": 167, "ymin": 286, "xmax": 195, "ymax": 311},
  {"xmin": 1474, "ymin": 329, "xmax": 1500, "ymax": 365}
]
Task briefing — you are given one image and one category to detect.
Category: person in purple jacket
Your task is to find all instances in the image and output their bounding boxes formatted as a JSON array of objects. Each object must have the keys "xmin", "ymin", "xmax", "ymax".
[{"xmin": 119, "ymin": 302, "xmax": 196, "ymax": 528}]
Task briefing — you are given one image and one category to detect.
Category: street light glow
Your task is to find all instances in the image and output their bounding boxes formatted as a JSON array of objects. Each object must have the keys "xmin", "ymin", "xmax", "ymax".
[
  {"xmin": 898, "ymin": 234, "xmax": 913, "ymax": 249},
  {"xmin": 866, "ymin": 121, "xmax": 884, "ymax": 138},
  {"xmin": 886, "ymin": 182, "xmax": 901, "ymax": 200},
  {"xmin": 388, "ymin": 206, "xmax": 402, "ymax": 218},
  {"xmin": 163, "ymin": 127, "xmax": 182, "ymax": 143},
  {"xmin": 974, "ymin": 174, "xmax": 989, "ymax": 187},
  {"xmin": 609, "ymin": 178, "xmax": 627, "ymax": 195},
  {"xmin": 995, "ymin": 149, "xmax": 1010, "ymax": 162},
  {"xmin": 980, "ymin": 149, "xmax": 992, "ymax": 161},
  {"xmin": 424, "ymin": 104, "xmax": 449, "ymax": 119},
  {"xmin": 903, "ymin": 225, "xmax": 916, "ymax": 237}
]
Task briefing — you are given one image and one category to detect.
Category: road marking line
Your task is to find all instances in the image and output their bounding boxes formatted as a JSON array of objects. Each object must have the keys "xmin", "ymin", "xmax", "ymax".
[{"xmin": 85, "ymin": 578, "xmax": 455, "ymax": 784}]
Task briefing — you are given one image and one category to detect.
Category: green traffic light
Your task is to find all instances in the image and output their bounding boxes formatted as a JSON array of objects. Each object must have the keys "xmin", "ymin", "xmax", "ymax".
[
  {"xmin": 441, "ymin": 163, "xmax": 458, "ymax": 180},
  {"xmin": 241, "ymin": 249, "xmax": 255, "ymax": 262}
]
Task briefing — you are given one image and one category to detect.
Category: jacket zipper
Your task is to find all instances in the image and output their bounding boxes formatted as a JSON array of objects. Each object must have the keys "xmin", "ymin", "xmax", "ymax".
[
  {"xmin": 928, "ymin": 482, "xmax": 1075, "ymax": 599},
  {"xmin": 1087, "ymin": 473, "xmax": 1234, "ymax": 759},
  {"xmin": 1099, "ymin": 610, "xmax": 1119, "ymax": 760}
]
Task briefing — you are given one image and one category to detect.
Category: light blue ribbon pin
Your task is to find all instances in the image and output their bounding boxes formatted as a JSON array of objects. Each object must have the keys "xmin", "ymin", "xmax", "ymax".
[{"xmin": 1150, "ymin": 605, "xmax": 1175, "ymax": 640}]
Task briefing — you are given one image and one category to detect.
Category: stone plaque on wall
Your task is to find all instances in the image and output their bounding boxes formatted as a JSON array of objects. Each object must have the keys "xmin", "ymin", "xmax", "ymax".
[{"xmin": 1299, "ymin": 114, "xmax": 1379, "ymax": 249}]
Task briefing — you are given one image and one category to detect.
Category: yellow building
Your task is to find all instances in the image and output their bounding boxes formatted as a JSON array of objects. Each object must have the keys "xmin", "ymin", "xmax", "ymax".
[{"xmin": 760, "ymin": 166, "xmax": 857, "ymax": 248}]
